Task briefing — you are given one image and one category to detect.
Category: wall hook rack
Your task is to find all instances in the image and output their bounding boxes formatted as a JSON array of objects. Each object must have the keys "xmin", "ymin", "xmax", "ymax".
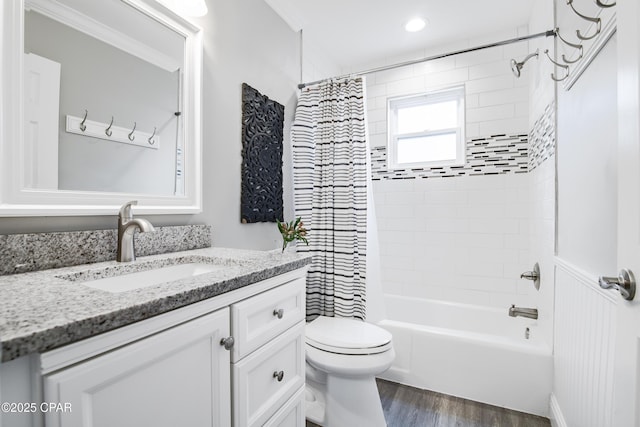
[
  {"xmin": 544, "ymin": 49, "xmax": 570, "ymax": 82},
  {"xmin": 566, "ymin": 0, "xmax": 601, "ymax": 40},
  {"xmin": 556, "ymin": 28, "xmax": 584, "ymax": 64},
  {"xmin": 66, "ymin": 114, "xmax": 159, "ymax": 150}
]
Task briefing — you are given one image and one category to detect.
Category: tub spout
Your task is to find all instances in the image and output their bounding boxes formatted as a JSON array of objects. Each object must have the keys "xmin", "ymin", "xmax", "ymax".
[{"xmin": 508, "ymin": 304, "xmax": 538, "ymax": 320}]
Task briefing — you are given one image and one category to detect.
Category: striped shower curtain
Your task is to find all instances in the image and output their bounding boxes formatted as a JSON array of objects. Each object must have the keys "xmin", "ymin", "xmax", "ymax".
[{"xmin": 292, "ymin": 77, "xmax": 368, "ymax": 320}]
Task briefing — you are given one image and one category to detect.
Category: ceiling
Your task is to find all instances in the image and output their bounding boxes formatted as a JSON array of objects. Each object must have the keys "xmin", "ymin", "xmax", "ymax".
[{"xmin": 265, "ymin": 0, "xmax": 537, "ymax": 70}]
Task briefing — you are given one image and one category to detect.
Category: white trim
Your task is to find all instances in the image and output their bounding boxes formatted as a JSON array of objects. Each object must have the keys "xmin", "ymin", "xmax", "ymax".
[
  {"xmin": 549, "ymin": 394, "xmax": 568, "ymax": 427},
  {"xmin": 554, "ymin": 256, "xmax": 618, "ymax": 303},
  {"xmin": 25, "ymin": 0, "xmax": 181, "ymax": 72}
]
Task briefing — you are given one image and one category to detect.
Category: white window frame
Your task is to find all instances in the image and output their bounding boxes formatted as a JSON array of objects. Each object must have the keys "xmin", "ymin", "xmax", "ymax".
[{"xmin": 387, "ymin": 85, "xmax": 466, "ymax": 170}]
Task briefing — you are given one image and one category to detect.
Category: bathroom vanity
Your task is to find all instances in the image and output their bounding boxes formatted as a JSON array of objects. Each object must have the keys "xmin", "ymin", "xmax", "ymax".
[{"xmin": 0, "ymin": 247, "xmax": 310, "ymax": 427}]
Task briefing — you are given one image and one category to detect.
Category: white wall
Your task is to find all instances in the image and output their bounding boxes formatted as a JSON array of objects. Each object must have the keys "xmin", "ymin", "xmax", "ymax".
[
  {"xmin": 188, "ymin": 0, "xmax": 301, "ymax": 250},
  {"xmin": 373, "ymin": 173, "xmax": 531, "ymax": 307},
  {"xmin": 366, "ymin": 27, "xmax": 539, "ymax": 308}
]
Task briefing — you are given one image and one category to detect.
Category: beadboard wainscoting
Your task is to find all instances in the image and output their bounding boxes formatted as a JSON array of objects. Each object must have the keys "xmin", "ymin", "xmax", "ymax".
[{"xmin": 551, "ymin": 258, "xmax": 617, "ymax": 427}]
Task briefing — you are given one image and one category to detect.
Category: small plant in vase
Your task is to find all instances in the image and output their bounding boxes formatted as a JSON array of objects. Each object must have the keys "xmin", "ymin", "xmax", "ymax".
[{"xmin": 276, "ymin": 217, "xmax": 308, "ymax": 252}]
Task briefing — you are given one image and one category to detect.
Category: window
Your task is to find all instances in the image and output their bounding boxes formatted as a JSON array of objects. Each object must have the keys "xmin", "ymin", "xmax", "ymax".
[{"xmin": 387, "ymin": 86, "xmax": 465, "ymax": 169}]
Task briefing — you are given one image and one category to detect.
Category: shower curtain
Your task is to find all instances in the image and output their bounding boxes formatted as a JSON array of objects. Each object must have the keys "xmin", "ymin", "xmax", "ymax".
[{"xmin": 292, "ymin": 77, "xmax": 368, "ymax": 320}]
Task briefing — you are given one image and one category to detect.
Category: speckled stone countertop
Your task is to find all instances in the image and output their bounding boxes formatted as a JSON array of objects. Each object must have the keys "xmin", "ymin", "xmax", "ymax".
[{"xmin": 0, "ymin": 247, "xmax": 312, "ymax": 363}]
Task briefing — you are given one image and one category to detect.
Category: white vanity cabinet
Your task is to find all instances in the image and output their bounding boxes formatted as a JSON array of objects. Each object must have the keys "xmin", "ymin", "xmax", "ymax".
[
  {"xmin": 32, "ymin": 268, "xmax": 307, "ymax": 427},
  {"xmin": 44, "ymin": 309, "xmax": 231, "ymax": 427}
]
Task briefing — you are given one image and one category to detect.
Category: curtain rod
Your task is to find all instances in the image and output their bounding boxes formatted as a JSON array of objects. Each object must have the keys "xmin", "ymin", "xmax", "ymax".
[{"xmin": 297, "ymin": 29, "xmax": 556, "ymax": 90}]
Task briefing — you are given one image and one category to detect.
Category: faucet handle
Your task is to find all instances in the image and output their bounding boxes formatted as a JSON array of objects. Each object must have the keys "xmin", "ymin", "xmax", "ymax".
[{"xmin": 119, "ymin": 200, "xmax": 138, "ymax": 220}]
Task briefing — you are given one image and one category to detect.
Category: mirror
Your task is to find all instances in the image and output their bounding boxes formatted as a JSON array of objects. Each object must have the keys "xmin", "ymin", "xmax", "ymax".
[{"xmin": 0, "ymin": 0, "xmax": 203, "ymax": 215}]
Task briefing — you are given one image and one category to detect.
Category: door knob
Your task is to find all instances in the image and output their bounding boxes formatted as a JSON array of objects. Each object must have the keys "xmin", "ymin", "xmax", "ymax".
[{"xmin": 599, "ymin": 269, "xmax": 636, "ymax": 301}]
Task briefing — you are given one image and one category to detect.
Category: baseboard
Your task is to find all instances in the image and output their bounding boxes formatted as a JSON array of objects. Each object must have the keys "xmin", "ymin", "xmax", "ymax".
[{"xmin": 549, "ymin": 394, "xmax": 568, "ymax": 427}]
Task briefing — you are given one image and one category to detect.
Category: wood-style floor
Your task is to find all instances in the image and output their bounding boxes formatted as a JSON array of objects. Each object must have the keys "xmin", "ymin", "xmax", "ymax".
[{"xmin": 307, "ymin": 379, "xmax": 551, "ymax": 427}]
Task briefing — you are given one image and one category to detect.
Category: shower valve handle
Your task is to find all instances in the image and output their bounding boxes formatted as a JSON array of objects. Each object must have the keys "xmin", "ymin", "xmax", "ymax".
[{"xmin": 520, "ymin": 263, "xmax": 541, "ymax": 290}]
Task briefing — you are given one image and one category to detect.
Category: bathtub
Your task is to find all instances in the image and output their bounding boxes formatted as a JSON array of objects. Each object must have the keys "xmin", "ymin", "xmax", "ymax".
[{"xmin": 377, "ymin": 295, "xmax": 553, "ymax": 417}]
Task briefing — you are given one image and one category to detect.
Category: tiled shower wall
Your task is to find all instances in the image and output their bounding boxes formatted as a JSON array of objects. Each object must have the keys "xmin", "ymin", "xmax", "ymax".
[{"xmin": 367, "ymin": 31, "xmax": 552, "ymax": 308}]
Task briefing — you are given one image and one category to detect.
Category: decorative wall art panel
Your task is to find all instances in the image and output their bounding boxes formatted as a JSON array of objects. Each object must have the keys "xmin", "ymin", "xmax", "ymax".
[{"xmin": 240, "ymin": 83, "xmax": 284, "ymax": 223}]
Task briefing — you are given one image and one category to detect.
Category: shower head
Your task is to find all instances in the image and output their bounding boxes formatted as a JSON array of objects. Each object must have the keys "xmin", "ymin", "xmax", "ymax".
[{"xmin": 510, "ymin": 49, "xmax": 539, "ymax": 78}]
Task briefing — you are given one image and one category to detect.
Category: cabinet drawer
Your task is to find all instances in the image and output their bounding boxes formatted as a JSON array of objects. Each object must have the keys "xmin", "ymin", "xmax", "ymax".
[
  {"xmin": 231, "ymin": 277, "xmax": 305, "ymax": 361},
  {"xmin": 263, "ymin": 386, "xmax": 305, "ymax": 427},
  {"xmin": 233, "ymin": 321, "xmax": 305, "ymax": 427}
]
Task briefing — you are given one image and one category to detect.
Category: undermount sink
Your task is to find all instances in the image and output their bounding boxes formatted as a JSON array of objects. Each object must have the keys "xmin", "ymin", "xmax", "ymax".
[{"xmin": 57, "ymin": 257, "xmax": 235, "ymax": 293}]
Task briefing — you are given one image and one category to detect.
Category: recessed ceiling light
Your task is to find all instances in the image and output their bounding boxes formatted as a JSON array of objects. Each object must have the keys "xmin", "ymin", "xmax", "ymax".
[{"xmin": 405, "ymin": 17, "xmax": 427, "ymax": 33}]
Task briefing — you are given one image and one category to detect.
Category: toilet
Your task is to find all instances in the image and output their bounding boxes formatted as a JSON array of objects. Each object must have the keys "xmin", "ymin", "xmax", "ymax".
[{"xmin": 304, "ymin": 316, "xmax": 395, "ymax": 427}]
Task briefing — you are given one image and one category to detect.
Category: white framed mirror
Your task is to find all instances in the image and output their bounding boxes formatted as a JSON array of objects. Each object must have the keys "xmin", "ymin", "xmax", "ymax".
[{"xmin": 0, "ymin": 0, "xmax": 203, "ymax": 216}]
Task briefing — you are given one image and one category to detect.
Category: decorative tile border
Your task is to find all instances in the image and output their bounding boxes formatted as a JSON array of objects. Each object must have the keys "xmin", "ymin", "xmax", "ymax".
[
  {"xmin": 371, "ymin": 134, "xmax": 529, "ymax": 180},
  {"xmin": 0, "ymin": 225, "xmax": 211, "ymax": 276},
  {"xmin": 529, "ymin": 102, "xmax": 556, "ymax": 171},
  {"xmin": 371, "ymin": 102, "xmax": 556, "ymax": 180}
]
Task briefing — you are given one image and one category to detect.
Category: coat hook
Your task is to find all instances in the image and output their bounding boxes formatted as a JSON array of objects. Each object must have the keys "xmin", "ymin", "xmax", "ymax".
[
  {"xmin": 128, "ymin": 122, "xmax": 136, "ymax": 141},
  {"xmin": 566, "ymin": 0, "xmax": 601, "ymax": 41},
  {"xmin": 79, "ymin": 109, "xmax": 88, "ymax": 132},
  {"xmin": 556, "ymin": 28, "xmax": 584, "ymax": 64},
  {"xmin": 148, "ymin": 127, "xmax": 156, "ymax": 145},
  {"xmin": 105, "ymin": 116, "xmax": 114, "ymax": 137},
  {"xmin": 544, "ymin": 49, "xmax": 570, "ymax": 82},
  {"xmin": 595, "ymin": 0, "xmax": 615, "ymax": 8}
]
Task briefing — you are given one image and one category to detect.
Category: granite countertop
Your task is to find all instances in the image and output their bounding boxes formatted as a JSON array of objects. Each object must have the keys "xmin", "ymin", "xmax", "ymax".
[{"xmin": 0, "ymin": 247, "xmax": 312, "ymax": 363}]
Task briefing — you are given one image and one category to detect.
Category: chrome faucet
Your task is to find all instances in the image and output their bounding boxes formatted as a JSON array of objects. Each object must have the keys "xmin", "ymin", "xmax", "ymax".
[
  {"xmin": 508, "ymin": 304, "xmax": 538, "ymax": 320},
  {"xmin": 117, "ymin": 201, "xmax": 155, "ymax": 262}
]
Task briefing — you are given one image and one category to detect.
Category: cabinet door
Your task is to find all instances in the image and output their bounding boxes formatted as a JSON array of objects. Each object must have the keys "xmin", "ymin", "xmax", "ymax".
[{"xmin": 44, "ymin": 309, "xmax": 231, "ymax": 427}]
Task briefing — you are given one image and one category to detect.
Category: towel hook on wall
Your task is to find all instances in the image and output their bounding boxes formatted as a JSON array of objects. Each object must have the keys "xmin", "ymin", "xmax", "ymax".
[
  {"xmin": 79, "ymin": 109, "xmax": 88, "ymax": 132},
  {"xmin": 566, "ymin": 0, "xmax": 601, "ymax": 41},
  {"xmin": 544, "ymin": 49, "xmax": 570, "ymax": 82},
  {"xmin": 556, "ymin": 28, "xmax": 584, "ymax": 64},
  {"xmin": 148, "ymin": 127, "xmax": 156, "ymax": 145},
  {"xmin": 128, "ymin": 122, "xmax": 137, "ymax": 141},
  {"xmin": 105, "ymin": 116, "xmax": 114, "ymax": 137}
]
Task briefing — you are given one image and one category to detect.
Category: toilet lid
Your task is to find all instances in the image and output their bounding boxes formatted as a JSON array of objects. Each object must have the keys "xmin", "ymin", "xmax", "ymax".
[{"xmin": 306, "ymin": 316, "xmax": 392, "ymax": 355}]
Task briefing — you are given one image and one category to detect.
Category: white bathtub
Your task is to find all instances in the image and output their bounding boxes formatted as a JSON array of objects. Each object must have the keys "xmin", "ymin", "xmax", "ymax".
[{"xmin": 377, "ymin": 295, "xmax": 553, "ymax": 417}]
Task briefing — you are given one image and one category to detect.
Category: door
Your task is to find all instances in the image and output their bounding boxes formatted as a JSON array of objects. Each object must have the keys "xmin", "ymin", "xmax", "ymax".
[
  {"xmin": 613, "ymin": 1, "xmax": 640, "ymax": 426},
  {"xmin": 23, "ymin": 53, "xmax": 60, "ymax": 190},
  {"xmin": 44, "ymin": 308, "xmax": 231, "ymax": 427}
]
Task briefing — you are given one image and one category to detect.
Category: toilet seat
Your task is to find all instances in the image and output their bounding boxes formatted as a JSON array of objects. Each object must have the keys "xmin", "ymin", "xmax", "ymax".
[{"xmin": 306, "ymin": 316, "xmax": 392, "ymax": 355}]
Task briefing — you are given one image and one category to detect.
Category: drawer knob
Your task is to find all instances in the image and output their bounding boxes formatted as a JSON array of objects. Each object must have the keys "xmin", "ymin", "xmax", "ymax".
[
  {"xmin": 273, "ymin": 308, "xmax": 284, "ymax": 319},
  {"xmin": 220, "ymin": 336, "xmax": 235, "ymax": 350},
  {"xmin": 273, "ymin": 370, "xmax": 285, "ymax": 382}
]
